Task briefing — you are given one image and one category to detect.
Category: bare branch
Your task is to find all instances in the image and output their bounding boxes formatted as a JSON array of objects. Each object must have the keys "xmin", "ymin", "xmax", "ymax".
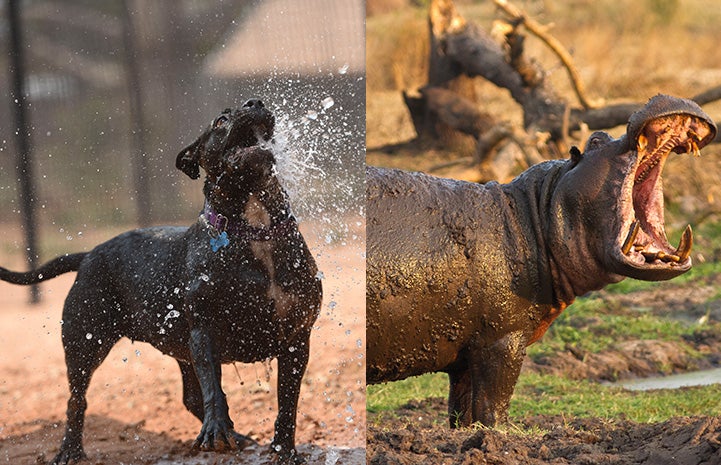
[
  {"xmin": 493, "ymin": 0, "xmax": 603, "ymax": 110},
  {"xmin": 693, "ymin": 85, "xmax": 721, "ymax": 106},
  {"xmin": 569, "ymin": 103, "xmax": 642, "ymax": 132}
]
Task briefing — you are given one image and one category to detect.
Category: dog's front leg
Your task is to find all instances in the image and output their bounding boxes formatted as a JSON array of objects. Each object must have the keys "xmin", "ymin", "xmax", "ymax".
[
  {"xmin": 271, "ymin": 335, "xmax": 311, "ymax": 465},
  {"xmin": 188, "ymin": 326, "xmax": 237, "ymax": 451}
]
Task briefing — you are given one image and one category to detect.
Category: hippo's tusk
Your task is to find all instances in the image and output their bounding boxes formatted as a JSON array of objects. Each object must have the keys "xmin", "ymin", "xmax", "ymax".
[
  {"xmin": 637, "ymin": 134, "xmax": 648, "ymax": 153},
  {"xmin": 675, "ymin": 224, "xmax": 693, "ymax": 261},
  {"xmin": 622, "ymin": 220, "xmax": 640, "ymax": 255}
]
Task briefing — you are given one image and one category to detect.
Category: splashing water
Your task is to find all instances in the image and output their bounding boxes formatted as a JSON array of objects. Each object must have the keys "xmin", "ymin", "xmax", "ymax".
[
  {"xmin": 270, "ymin": 110, "xmax": 327, "ymax": 221},
  {"xmin": 235, "ymin": 73, "xmax": 365, "ymax": 246},
  {"xmin": 269, "ymin": 102, "xmax": 362, "ymax": 230}
]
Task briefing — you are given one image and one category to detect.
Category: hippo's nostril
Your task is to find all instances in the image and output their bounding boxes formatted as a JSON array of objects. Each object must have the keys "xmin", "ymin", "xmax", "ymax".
[{"xmin": 243, "ymin": 99, "xmax": 264, "ymax": 109}]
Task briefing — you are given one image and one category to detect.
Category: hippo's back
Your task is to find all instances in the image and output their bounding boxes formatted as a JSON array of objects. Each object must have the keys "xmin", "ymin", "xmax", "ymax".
[{"xmin": 366, "ymin": 166, "xmax": 512, "ymax": 383}]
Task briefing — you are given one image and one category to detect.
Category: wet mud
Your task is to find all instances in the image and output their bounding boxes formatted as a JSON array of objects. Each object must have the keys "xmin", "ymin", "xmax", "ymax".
[{"xmin": 368, "ymin": 398, "xmax": 721, "ymax": 465}]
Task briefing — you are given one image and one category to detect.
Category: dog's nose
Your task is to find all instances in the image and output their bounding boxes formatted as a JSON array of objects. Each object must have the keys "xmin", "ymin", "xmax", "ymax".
[{"xmin": 242, "ymin": 99, "xmax": 265, "ymax": 109}]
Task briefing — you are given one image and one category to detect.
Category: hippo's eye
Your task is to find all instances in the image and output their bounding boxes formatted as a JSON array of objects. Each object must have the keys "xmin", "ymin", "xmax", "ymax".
[
  {"xmin": 214, "ymin": 115, "xmax": 229, "ymax": 128},
  {"xmin": 589, "ymin": 136, "xmax": 602, "ymax": 147}
]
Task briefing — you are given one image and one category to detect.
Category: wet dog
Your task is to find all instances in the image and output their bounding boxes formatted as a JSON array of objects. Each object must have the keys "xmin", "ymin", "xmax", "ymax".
[{"xmin": 0, "ymin": 99, "xmax": 322, "ymax": 465}]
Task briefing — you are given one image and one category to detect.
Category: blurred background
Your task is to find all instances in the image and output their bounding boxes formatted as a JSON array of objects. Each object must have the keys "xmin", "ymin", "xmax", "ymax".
[{"xmin": 0, "ymin": 0, "xmax": 365, "ymax": 275}]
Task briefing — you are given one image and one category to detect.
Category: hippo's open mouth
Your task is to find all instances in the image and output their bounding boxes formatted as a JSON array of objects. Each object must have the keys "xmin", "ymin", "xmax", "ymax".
[{"xmin": 619, "ymin": 112, "xmax": 715, "ymax": 275}]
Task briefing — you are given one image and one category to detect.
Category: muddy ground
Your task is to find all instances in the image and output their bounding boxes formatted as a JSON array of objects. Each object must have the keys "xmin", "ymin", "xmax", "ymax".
[
  {"xmin": 0, "ymin": 224, "xmax": 365, "ymax": 465},
  {"xmin": 368, "ymin": 398, "xmax": 721, "ymax": 465}
]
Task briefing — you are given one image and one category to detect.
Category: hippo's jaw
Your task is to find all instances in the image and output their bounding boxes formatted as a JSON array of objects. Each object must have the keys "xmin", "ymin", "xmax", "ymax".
[{"xmin": 613, "ymin": 112, "xmax": 715, "ymax": 280}]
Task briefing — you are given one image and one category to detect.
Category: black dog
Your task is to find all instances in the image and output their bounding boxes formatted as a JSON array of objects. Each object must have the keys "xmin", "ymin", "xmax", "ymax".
[{"xmin": 0, "ymin": 99, "xmax": 322, "ymax": 465}]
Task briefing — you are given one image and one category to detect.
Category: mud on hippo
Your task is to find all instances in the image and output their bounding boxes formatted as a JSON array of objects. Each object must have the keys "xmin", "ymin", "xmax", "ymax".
[{"xmin": 366, "ymin": 94, "xmax": 717, "ymax": 427}]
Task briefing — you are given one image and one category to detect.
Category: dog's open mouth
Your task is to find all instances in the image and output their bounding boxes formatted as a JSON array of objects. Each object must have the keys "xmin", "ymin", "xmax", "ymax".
[{"xmin": 620, "ymin": 113, "xmax": 715, "ymax": 270}]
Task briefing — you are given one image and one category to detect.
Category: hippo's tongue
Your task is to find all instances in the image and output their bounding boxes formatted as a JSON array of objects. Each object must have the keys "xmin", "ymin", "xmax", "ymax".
[{"xmin": 622, "ymin": 113, "xmax": 713, "ymax": 267}]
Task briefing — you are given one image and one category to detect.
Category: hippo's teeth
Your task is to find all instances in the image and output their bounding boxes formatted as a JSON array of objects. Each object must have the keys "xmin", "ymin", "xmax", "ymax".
[
  {"xmin": 691, "ymin": 139, "xmax": 701, "ymax": 157},
  {"xmin": 637, "ymin": 134, "xmax": 648, "ymax": 152},
  {"xmin": 640, "ymin": 250, "xmax": 681, "ymax": 263},
  {"xmin": 622, "ymin": 221, "xmax": 640, "ymax": 255},
  {"xmin": 675, "ymin": 224, "xmax": 693, "ymax": 261}
]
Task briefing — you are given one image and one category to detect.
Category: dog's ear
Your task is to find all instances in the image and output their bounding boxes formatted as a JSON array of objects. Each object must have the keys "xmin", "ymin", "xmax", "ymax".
[{"xmin": 176, "ymin": 138, "xmax": 202, "ymax": 180}]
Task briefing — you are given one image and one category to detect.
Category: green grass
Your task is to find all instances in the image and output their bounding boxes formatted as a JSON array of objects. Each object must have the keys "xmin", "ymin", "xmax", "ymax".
[
  {"xmin": 525, "ymin": 297, "xmax": 715, "ymax": 361},
  {"xmin": 368, "ymin": 371, "xmax": 721, "ymax": 423},
  {"xmin": 511, "ymin": 373, "xmax": 721, "ymax": 422},
  {"xmin": 368, "ymin": 372, "xmax": 448, "ymax": 413}
]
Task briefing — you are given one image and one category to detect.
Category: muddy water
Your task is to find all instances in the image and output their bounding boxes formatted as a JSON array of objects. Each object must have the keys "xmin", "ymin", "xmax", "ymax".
[{"xmin": 615, "ymin": 367, "xmax": 721, "ymax": 391}]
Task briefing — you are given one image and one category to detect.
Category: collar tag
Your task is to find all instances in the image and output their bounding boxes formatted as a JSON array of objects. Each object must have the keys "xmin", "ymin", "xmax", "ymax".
[{"xmin": 210, "ymin": 230, "xmax": 230, "ymax": 252}]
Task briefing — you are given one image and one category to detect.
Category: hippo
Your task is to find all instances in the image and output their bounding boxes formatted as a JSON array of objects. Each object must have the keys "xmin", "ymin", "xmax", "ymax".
[{"xmin": 366, "ymin": 94, "xmax": 717, "ymax": 427}]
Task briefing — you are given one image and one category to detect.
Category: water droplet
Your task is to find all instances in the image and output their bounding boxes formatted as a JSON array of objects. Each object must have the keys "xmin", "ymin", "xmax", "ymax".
[
  {"xmin": 165, "ymin": 309, "xmax": 180, "ymax": 319},
  {"xmin": 306, "ymin": 110, "xmax": 318, "ymax": 120},
  {"xmin": 200, "ymin": 274, "xmax": 210, "ymax": 282},
  {"xmin": 289, "ymin": 346, "xmax": 296, "ymax": 353},
  {"xmin": 321, "ymin": 97, "xmax": 334, "ymax": 110},
  {"xmin": 85, "ymin": 333, "xmax": 93, "ymax": 340},
  {"xmin": 338, "ymin": 63, "xmax": 349, "ymax": 74}
]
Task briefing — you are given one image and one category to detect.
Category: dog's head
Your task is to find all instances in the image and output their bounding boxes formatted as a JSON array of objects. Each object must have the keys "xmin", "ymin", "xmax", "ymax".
[{"xmin": 176, "ymin": 99, "xmax": 275, "ymax": 180}]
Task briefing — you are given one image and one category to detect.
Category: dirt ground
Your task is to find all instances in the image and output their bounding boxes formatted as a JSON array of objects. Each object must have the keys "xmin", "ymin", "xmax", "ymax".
[
  {"xmin": 0, "ymin": 223, "xmax": 365, "ymax": 465},
  {"xmin": 368, "ymin": 398, "xmax": 721, "ymax": 465}
]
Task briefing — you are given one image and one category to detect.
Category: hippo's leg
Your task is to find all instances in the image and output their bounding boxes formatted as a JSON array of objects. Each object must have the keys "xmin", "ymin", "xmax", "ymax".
[
  {"xmin": 454, "ymin": 330, "xmax": 527, "ymax": 428},
  {"xmin": 448, "ymin": 369, "xmax": 473, "ymax": 427}
]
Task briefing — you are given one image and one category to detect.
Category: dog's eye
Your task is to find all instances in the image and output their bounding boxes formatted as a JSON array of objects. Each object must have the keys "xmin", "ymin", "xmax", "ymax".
[{"xmin": 214, "ymin": 116, "xmax": 229, "ymax": 128}]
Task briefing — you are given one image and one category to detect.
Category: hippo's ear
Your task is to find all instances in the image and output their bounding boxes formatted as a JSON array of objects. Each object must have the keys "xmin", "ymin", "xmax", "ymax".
[
  {"xmin": 569, "ymin": 146, "xmax": 583, "ymax": 167},
  {"xmin": 176, "ymin": 138, "xmax": 202, "ymax": 180}
]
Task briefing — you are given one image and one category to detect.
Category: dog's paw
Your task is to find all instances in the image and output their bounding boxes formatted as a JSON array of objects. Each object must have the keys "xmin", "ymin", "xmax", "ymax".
[
  {"xmin": 49, "ymin": 447, "xmax": 86, "ymax": 465},
  {"xmin": 192, "ymin": 422, "xmax": 234, "ymax": 451}
]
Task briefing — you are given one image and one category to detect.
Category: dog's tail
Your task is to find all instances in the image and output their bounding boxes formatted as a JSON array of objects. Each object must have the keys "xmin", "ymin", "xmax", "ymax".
[{"xmin": 0, "ymin": 252, "xmax": 87, "ymax": 285}]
